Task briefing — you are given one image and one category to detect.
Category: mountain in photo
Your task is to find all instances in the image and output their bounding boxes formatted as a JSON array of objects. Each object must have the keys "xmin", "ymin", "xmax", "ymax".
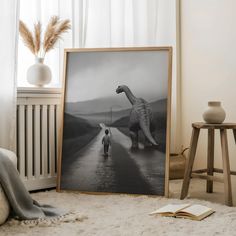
[
  {"xmin": 65, "ymin": 98, "xmax": 167, "ymax": 126},
  {"xmin": 65, "ymin": 96, "xmax": 167, "ymax": 116},
  {"xmin": 65, "ymin": 96, "xmax": 131, "ymax": 115}
]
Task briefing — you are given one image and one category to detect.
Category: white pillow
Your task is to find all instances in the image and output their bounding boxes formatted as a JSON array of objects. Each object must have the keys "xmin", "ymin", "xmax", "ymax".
[{"xmin": 0, "ymin": 148, "xmax": 17, "ymax": 225}]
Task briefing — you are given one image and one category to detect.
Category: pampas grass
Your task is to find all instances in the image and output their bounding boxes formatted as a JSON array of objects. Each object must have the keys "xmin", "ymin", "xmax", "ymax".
[
  {"xmin": 19, "ymin": 21, "xmax": 35, "ymax": 55},
  {"xmin": 19, "ymin": 16, "xmax": 70, "ymax": 58},
  {"xmin": 43, "ymin": 17, "xmax": 70, "ymax": 56},
  {"xmin": 34, "ymin": 21, "xmax": 41, "ymax": 55},
  {"xmin": 43, "ymin": 16, "xmax": 59, "ymax": 55}
]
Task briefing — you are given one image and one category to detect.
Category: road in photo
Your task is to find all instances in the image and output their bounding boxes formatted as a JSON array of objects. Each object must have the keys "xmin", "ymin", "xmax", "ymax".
[
  {"xmin": 110, "ymin": 127, "xmax": 165, "ymax": 194},
  {"xmin": 61, "ymin": 124, "xmax": 165, "ymax": 195}
]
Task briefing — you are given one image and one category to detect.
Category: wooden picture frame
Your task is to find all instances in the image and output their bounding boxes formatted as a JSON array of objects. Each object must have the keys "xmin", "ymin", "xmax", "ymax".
[{"xmin": 57, "ymin": 47, "xmax": 172, "ymax": 197}]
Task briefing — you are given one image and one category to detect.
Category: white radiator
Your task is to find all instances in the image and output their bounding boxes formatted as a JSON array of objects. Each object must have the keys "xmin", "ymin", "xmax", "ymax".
[{"xmin": 16, "ymin": 87, "xmax": 62, "ymax": 191}]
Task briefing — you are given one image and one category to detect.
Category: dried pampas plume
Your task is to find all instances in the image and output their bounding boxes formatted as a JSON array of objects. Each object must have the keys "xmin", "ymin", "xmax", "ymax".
[
  {"xmin": 43, "ymin": 16, "xmax": 59, "ymax": 53},
  {"xmin": 34, "ymin": 21, "xmax": 41, "ymax": 55},
  {"xmin": 19, "ymin": 21, "xmax": 35, "ymax": 55},
  {"xmin": 43, "ymin": 17, "xmax": 71, "ymax": 55},
  {"xmin": 19, "ymin": 16, "xmax": 70, "ymax": 58}
]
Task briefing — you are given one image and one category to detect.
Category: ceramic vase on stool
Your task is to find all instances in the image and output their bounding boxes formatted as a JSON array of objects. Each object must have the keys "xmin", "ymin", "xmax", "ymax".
[
  {"xmin": 203, "ymin": 101, "xmax": 226, "ymax": 124},
  {"xmin": 27, "ymin": 57, "xmax": 52, "ymax": 87}
]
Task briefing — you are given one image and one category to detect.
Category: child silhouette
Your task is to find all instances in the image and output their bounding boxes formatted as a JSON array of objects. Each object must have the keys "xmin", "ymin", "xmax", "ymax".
[{"xmin": 102, "ymin": 129, "xmax": 111, "ymax": 156}]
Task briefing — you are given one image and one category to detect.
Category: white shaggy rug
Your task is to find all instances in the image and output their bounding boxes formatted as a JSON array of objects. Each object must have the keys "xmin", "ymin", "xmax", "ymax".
[{"xmin": 1, "ymin": 190, "xmax": 236, "ymax": 236}]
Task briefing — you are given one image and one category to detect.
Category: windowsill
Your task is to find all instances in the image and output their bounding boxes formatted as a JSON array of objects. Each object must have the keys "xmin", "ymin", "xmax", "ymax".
[
  {"xmin": 17, "ymin": 86, "xmax": 62, "ymax": 94},
  {"xmin": 17, "ymin": 83, "xmax": 62, "ymax": 88}
]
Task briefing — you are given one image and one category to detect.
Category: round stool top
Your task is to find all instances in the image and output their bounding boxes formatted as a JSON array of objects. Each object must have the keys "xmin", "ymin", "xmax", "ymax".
[{"xmin": 192, "ymin": 122, "xmax": 236, "ymax": 129}]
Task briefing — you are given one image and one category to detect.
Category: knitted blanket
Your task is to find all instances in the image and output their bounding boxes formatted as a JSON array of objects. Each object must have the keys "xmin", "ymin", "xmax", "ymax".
[{"xmin": 0, "ymin": 150, "xmax": 66, "ymax": 220}]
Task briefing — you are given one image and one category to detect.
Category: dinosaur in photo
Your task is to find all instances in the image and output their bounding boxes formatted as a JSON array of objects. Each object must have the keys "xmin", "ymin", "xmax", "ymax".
[{"xmin": 116, "ymin": 85, "xmax": 158, "ymax": 149}]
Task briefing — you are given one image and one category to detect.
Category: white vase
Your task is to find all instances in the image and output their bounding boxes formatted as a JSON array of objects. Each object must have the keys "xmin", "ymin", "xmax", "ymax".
[
  {"xmin": 203, "ymin": 101, "xmax": 226, "ymax": 124},
  {"xmin": 27, "ymin": 57, "xmax": 52, "ymax": 87}
]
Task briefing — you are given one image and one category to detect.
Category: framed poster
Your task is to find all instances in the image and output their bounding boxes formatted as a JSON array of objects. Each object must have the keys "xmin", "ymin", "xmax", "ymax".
[{"xmin": 57, "ymin": 47, "xmax": 172, "ymax": 196}]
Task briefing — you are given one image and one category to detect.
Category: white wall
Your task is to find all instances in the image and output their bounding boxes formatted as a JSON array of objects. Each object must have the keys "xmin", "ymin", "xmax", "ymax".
[
  {"xmin": 155, "ymin": 0, "xmax": 179, "ymax": 153},
  {"xmin": 181, "ymin": 0, "xmax": 236, "ymax": 169}
]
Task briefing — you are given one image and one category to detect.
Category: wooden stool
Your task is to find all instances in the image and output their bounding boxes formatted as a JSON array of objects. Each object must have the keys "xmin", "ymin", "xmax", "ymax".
[{"xmin": 180, "ymin": 122, "xmax": 236, "ymax": 206}]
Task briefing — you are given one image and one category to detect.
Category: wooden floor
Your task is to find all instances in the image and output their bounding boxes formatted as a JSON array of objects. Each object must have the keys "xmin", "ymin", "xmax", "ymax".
[{"xmin": 169, "ymin": 175, "xmax": 236, "ymax": 206}]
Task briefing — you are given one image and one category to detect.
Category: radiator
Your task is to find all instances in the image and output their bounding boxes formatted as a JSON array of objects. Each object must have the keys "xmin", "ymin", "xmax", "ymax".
[{"xmin": 16, "ymin": 87, "xmax": 62, "ymax": 191}]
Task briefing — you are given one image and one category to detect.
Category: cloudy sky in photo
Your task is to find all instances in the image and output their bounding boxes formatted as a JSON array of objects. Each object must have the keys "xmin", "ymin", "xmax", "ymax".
[{"xmin": 65, "ymin": 50, "xmax": 170, "ymax": 103}]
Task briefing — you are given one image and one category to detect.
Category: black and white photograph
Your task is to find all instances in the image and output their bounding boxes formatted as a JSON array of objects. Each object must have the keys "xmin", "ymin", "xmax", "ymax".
[{"xmin": 59, "ymin": 48, "xmax": 172, "ymax": 195}]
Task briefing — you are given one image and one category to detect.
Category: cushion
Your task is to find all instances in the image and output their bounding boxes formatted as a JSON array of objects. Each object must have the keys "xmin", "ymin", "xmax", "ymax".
[
  {"xmin": 0, "ymin": 186, "xmax": 10, "ymax": 225},
  {"xmin": 0, "ymin": 148, "xmax": 17, "ymax": 225}
]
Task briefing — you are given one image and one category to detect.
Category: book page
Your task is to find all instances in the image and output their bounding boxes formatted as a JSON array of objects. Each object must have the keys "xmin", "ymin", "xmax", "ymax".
[
  {"xmin": 179, "ymin": 204, "xmax": 213, "ymax": 216},
  {"xmin": 149, "ymin": 204, "xmax": 190, "ymax": 215}
]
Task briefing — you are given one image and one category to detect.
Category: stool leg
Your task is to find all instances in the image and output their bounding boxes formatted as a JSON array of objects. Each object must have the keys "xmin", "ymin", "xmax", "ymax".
[
  {"xmin": 220, "ymin": 129, "xmax": 233, "ymax": 206},
  {"xmin": 207, "ymin": 128, "xmax": 214, "ymax": 193},
  {"xmin": 180, "ymin": 127, "xmax": 200, "ymax": 200},
  {"xmin": 232, "ymin": 129, "xmax": 236, "ymax": 144}
]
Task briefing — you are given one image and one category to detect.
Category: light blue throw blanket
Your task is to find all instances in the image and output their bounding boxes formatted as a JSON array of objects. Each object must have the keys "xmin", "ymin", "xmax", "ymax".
[{"xmin": 0, "ymin": 151, "xmax": 65, "ymax": 220}]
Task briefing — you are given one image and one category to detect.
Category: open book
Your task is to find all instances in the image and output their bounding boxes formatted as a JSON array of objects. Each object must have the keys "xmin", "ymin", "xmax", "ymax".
[{"xmin": 149, "ymin": 204, "xmax": 214, "ymax": 221}]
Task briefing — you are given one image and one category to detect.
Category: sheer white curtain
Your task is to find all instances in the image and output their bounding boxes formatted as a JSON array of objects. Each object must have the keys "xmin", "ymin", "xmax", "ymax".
[
  {"xmin": 84, "ymin": 0, "xmax": 175, "ymax": 47},
  {"xmin": 0, "ymin": 0, "xmax": 19, "ymax": 150}
]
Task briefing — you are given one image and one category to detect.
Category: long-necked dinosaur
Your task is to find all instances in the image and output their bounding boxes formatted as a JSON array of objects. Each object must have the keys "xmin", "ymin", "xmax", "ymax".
[{"xmin": 116, "ymin": 85, "xmax": 158, "ymax": 149}]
